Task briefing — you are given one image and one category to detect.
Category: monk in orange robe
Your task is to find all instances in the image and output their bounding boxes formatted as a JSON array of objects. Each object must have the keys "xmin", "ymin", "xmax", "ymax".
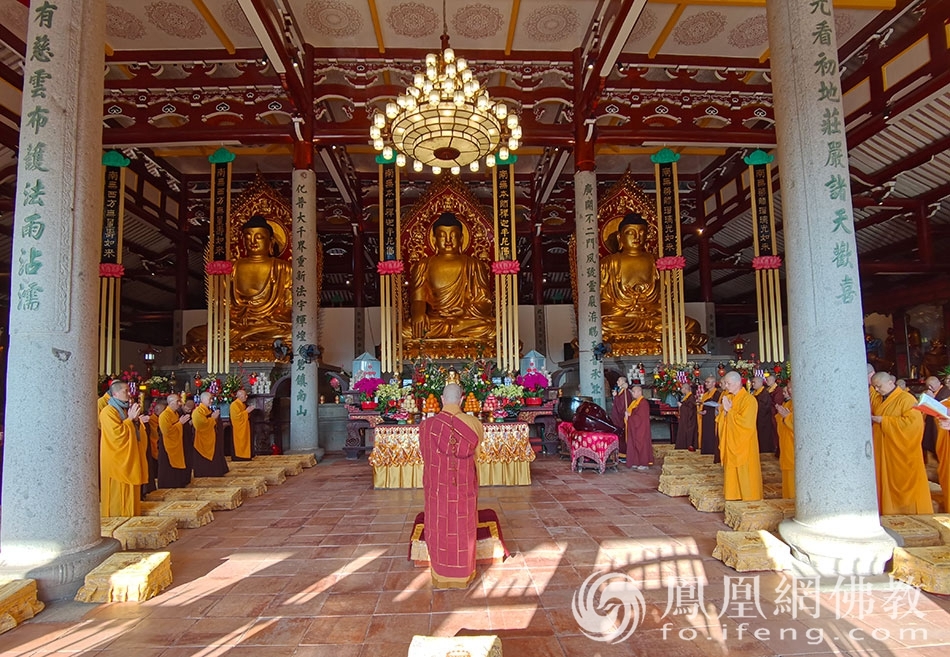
[
  {"xmin": 933, "ymin": 400, "xmax": 950, "ymax": 512},
  {"xmin": 870, "ymin": 372, "xmax": 929, "ymax": 514},
  {"xmin": 229, "ymin": 389, "xmax": 254, "ymax": 460},
  {"xmin": 419, "ymin": 383, "xmax": 483, "ymax": 588},
  {"xmin": 717, "ymin": 371, "xmax": 763, "ymax": 501},
  {"xmin": 99, "ymin": 381, "xmax": 146, "ymax": 517},
  {"xmin": 97, "ymin": 389, "xmax": 111, "ymax": 429},
  {"xmin": 624, "ymin": 385, "xmax": 652, "ymax": 470},
  {"xmin": 775, "ymin": 384, "xmax": 795, "ymax": 499},
  {"xmin": 193, "ymin": 392, "xmax": 228, "ymax": 477},
  {"xmin": 158, "ymin": 394, "xmax": 191, "ymax": 488}
]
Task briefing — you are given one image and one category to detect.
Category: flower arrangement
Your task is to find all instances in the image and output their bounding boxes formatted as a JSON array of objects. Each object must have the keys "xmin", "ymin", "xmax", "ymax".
[
  {"xmin": 197, "ymin": 371, "xmax": 245, "ymax": 404},
  {"xmin": 411, "ymin": 355, "xmax": 447, "ymax": 402},
  {"xmin": 352, "ymin": 376, "xmax": 385, "ymax": 401},
  {"xmin": 491, "ymin": 383, "xmax": 525, "ymax": 404},
  {"xmin": 459, "ymin": 356, "xmax": 496, "ymax": 402},
  {"xmin": 376, "ymin": 382, "xmax": 412, "ymax": 420},
  {"xmin": 144, "ymin": 375, "xmax": 172, "ymax": 397},
  {"xmin": 119, "ymin": 364, "xmax": 141, "ymax": 385},
  {"xmin": 515, "ymin": 370, "xmax": 549, "ymax": 396},
  {"xmin": 727, "ymin": 359, "xmax": 761, "ymax": 386},
  {"xmin": 652, "ymin": 363, "xmax": 698, "ymax": 399}
]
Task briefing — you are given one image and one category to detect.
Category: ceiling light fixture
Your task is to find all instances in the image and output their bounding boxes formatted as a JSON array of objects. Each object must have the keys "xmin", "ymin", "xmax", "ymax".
[{"xmin": 370, "ymin": 0, "xmax": 520, "ymax": 173}]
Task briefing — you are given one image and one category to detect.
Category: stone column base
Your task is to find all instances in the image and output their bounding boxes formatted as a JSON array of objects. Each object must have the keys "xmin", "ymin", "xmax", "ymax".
[
  {"xmin": 779, "ymin": 518, "xmax": 898, "ymax": 576},
  {"xmin": 0, "ymin": 537, "xmax": 121, "ymax": 601}
]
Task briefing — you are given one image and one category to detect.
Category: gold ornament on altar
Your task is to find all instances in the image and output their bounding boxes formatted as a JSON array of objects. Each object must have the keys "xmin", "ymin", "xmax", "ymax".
[
  {"xmin": 369, "ymin": 10, "xmax": 520, "ymax": 174},
  {"xmin": 574, "ymin": 173, "xmax": 706, "ymax": 356}
]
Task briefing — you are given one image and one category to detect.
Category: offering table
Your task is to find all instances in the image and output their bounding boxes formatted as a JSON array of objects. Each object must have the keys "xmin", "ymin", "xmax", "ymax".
[{"xmin": 368, "ymin": 421, "xmax": 535, "ymax": 488}]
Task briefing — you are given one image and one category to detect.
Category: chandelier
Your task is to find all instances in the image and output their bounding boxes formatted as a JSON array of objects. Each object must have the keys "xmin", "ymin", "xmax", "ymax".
[{"xmin": 370, "ymin": 27, "xmax": 520, "ymax": 174}]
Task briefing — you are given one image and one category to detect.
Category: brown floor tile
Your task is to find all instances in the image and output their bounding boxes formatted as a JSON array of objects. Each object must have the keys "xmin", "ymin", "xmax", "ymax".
[
  {"xmin": 171, "ymin": 617, "xmax": 254, "ymax": 647},
  {"xmin": 300, "ymin": 614, "xmax": 372, "ymax": 644},
  {"xmin": 203, "ymin": 593, "xmax": 276, "ymax": 617},
  {"xmin": 239, "ymin": 617, "xmax": 313, "ymax": 645},
  {"xmin": 363, "ymin": 613, "xmax": 433, "ymax": 644},
  {"xmin": 319, "ymin": 591, "xmax": 381, "ymax": 616},
  {"xmin": 294, "ymin": 645, "xmax": 363, "ymax": 657}
]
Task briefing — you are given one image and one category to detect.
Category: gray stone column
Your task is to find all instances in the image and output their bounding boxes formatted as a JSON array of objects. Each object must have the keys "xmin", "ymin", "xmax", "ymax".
[
  {"xmin": 0, "ymin": 0, "xmax": 119, "ymax": 598},
  {"xmin": 768, "ymin": 0, "xmax": 896, "ymax": 574},
  {"xmin": 289, "ymin": 168, "xmax": 322, "ymax": 459},
  {"xmin": 574, "ymin": 170, "xmax": 606, "ymax": 408}
]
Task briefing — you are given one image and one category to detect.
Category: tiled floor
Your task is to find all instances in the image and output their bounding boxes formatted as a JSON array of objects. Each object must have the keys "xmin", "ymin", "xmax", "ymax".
[{"xmin": 3, "ymin": 455, "xmax": 950, "ymax": 656}]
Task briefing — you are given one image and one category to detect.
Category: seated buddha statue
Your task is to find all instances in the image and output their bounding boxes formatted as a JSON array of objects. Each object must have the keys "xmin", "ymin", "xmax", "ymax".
[
  {"xmin": 600, "ymin": 212, "xmax": 705, "ymax": 354},
  {"xmin": 181, "ymin": 214, "xmax": 293, "ymax": 361},
  {"xmin": 230, "ymin": 214, "xmax": 293, "ymax": 342},
  {"xmin": 404, "ymin": 212, "xmax": 494, "ymax": 342}
]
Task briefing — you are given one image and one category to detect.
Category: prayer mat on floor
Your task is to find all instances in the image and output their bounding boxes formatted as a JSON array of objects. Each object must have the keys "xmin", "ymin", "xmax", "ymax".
[{"xmin": 409, "ymin": 509, "xmax": 510, "ymax": 566}]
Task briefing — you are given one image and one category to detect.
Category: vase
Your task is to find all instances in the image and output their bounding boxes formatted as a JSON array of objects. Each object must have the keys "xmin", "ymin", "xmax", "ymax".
[
  {"xmin": 218, "ymin": 403, "xmax": 230, "ymax": 419},
  {"xmin": 361, "ymin": 400, "xmax": 378, "ymax": 411},
  {"xmin": 525, "ymin": 396, "xmax": 543, "ymax": 406}
]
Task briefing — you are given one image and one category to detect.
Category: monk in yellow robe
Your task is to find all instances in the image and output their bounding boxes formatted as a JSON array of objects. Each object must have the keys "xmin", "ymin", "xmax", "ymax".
[
  {"xmin": 870, "ymin": 372, "xmax": 929, "ymax": 515},
  {"xmin": 775, "ymin": 384, "xmax": 795, "ymax": 499},
  {"xmin": 934, "ymin": 401, "xmax": 950, "ymax": 512},
  {"xmin": 97, "ymin": 390, "xmax": 111, "ymax": 429},
  {"xmin": 229, "ymin": 389, "xmax": 254, "ymax": 460},
  {"xmin": 716, "ymin": 371, "xmax": 763, "ymax": 501},
  {"xmin": 99, "ymin": 381, "xmax": 146, "ymax": 517},
  {"xmin": 193, "ymin": 391, "xmax": 228, "ymax": 477},
  {"xmin": 158, "ymin": 394, "xmax": 192, "ymax": 488}
]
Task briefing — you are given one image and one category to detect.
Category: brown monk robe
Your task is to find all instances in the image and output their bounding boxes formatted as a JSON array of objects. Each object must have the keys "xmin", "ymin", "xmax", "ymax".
[
  {"xmin": 765, "ymin": 373, "xmax": 785, "ymax": 456},
  {"xmin": 609, "ymin": 377, "xmax": 635, "ymax": 459},
  {"xmin": 698, "ymin": 375, "xmax": 722, "ymax": 463},
  {"xmin": 674, "ymin": 382, "xmax": 698, "ymax": 451},
  {"xmin": 751, "ymin": 376, "xmax": 774, "ymax": 453}
]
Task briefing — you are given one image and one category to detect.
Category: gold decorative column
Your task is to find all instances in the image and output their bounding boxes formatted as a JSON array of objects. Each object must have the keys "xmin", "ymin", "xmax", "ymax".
[
  {"xmin": 98, "ymin": 150, "xmax": 129, "ymax": 377},
  {"xmin": 377, "ymin": 153, "xmax": 403, "ymax": 377},
  {"xmin": 746, "ymin": 149, "xmax": 785, "ymax": 363},
  {"xmin": 206, "ymin": 147, "xmax": 234, "ymax": 375},
  {"xmin": 493, "ymin": 154, "xmax": 519, "ymax": 374},
  {"xmin": 652, "ymin": 148, "xmax": 687, "ymax": 364}
]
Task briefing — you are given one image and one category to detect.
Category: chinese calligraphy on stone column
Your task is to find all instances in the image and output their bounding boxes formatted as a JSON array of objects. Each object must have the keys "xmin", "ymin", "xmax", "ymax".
[
  {"xmin": 293, "ymin": 177, "xmax": 309, "ymax": 417},
  {"xmin": 15, "ymin": 2, "xmax": 60, "ymax": 315},
  {"xmin": 578, "ymin": 177, "xmax": 602, "ymax": 399},
  {"xmin": 811, "ymin": 0, "xmax": 857, "ymax": 305}
]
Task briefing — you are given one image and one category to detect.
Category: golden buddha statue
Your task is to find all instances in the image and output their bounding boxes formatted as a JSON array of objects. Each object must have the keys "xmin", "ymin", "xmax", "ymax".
[
  {"xmin": 405, "ymin": 212, "xmax": 494, "ymax": 342},
  {"xmin": 231, "ymin": 214, "xmax": 294, "ymax": 342},
  {"xmin": 181, "ymin": 214, "xmax": 293, "ymax": 361},
  {"xmin": 600, "ymin": 212, "xmax": 706, "ymax": 354}
]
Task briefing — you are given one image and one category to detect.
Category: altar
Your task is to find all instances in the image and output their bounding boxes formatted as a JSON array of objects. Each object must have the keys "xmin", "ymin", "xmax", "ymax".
[{"xmin": 368, "ymin": 421, "xmax": 535, "ymax": 488}]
